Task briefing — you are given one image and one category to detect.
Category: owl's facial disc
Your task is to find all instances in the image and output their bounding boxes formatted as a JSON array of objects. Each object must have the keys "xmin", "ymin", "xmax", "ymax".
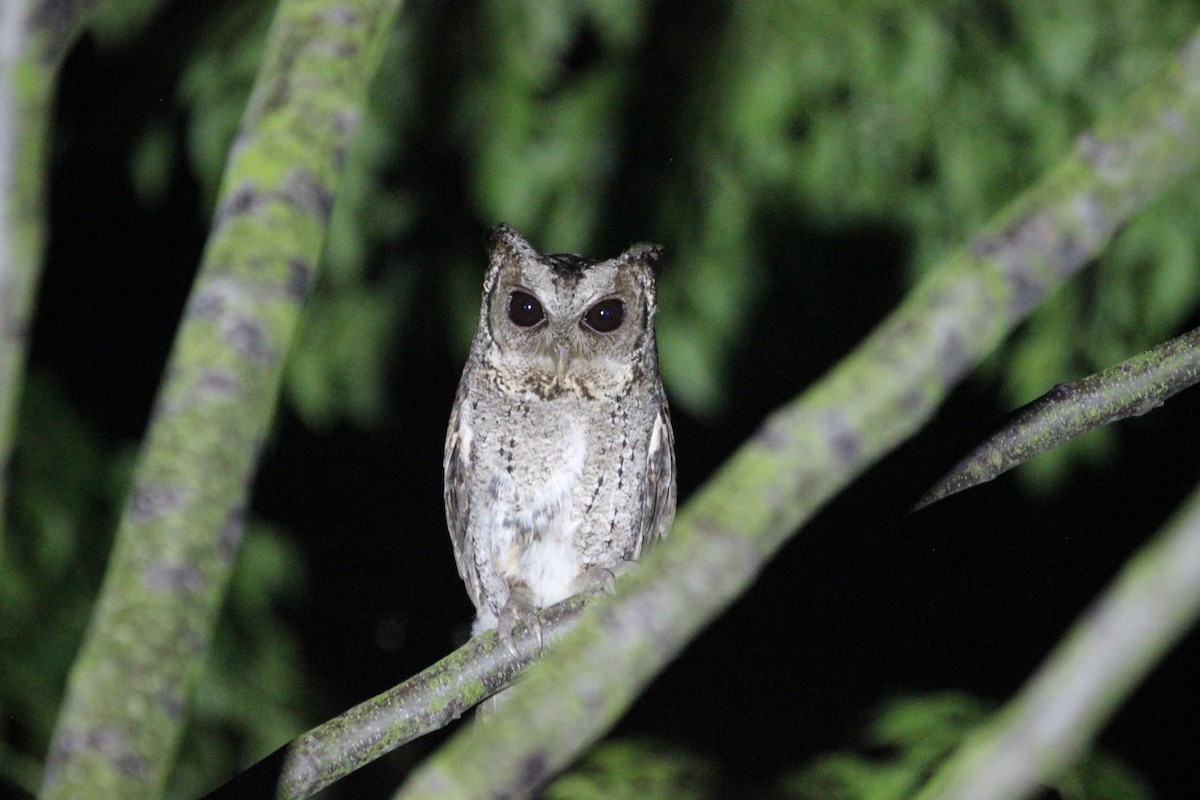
[{"xmin": 483, "ymin": 249, "xmax": 652, "ymax": 398}]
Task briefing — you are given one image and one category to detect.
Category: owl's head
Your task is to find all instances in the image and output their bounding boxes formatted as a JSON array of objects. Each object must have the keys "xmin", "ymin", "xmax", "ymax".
[{"xmin": 475, "ymin": 224, "xmax": 665, "ymax": 397}]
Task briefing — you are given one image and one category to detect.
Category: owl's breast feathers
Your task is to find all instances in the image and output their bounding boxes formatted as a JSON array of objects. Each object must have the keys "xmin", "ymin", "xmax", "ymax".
[
  {"xmin": 450, "ymin": 386, "xmax": 665, "ymax": 617},
  {"xmin": 494, "ymin": 419, "xmax": 587, "ymax": 607}
]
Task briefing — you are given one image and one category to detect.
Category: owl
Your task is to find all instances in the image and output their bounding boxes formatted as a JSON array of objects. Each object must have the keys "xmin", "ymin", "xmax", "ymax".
[{"xmin": 444, "ymin": 224, "xmax": 676, "ymax": 649}]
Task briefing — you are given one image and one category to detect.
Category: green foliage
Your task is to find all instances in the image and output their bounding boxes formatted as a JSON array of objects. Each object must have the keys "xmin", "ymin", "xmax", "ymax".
[
  {"xmin": 0, "ymin": 377, "xmax": 111, "ymax": 794},
  {"xmin": 453, "ymin": 0, "xmax": 1200, "ymax": 432},
  {"xmin": 777, "ymin": 693, "xmax": 990, "ymax": 800},
  {"xmin": 443, "ymin": 0, "xmax": 755, "ymax": 413},
  {"xmin": 776, "ymin": 693, "xmax": 1154, "ymax": 800},
  {"xmin": 460, "ymin": 0, "xmax": 651, "ymax": 246},
  {"xmin": 90, "ymin": 0, "xmax": 164, "ymax": 49},
  {"xmin": 715, "ymin": 0, "xmax": 1200, "ymax": 484},
  {"xmin": 439, "ymin": 0, "xmax": 1200, "ymax": 421},
  {"xmin": 130, "ymin": 119, "xmax": 175, "ymax": 206},
  {"xmin": 0, "ymin": 377, "xmax": 312, "ymax": 797},
  {"xmin": 1053, "ymin": 753, "xmax": 1160, "ymax": 800},
  {"xmin": 124, "ymin": 0, "xmax": 1200, "ymax": 460},
  {"xmin": 545, "ymin": 737, "xmax": 717, "ymax": 800},
  {"xmin": 439, "ymin": 0, "xmax": 661, "ymax": 352},
  {"xmin": 286, "ymin": 273, "xmax": 408, "ymax": 428}
]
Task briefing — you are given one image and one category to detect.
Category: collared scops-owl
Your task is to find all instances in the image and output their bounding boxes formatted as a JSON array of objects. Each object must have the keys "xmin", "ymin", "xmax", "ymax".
[{"xmin": 444, "ymin": 224, "xmax": 676, "ymax": 645}]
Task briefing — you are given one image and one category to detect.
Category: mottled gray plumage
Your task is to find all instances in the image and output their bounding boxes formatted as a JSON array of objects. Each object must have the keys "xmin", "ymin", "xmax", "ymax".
[{"xmin": 444, "ymin": 224, "xmax": 676, "ymax": 641}]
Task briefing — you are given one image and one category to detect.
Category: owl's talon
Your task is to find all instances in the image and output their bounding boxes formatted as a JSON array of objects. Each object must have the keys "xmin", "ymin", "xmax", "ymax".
[
  {"xmin": 499, "ymin": 585, "xmax": 543, "ymax": 659},
  {"xmin": 587, "ymin": 567, "xmax": 616, "ymax": 596},
  {"xmin": 573, "ymin": 561, "xmax": 632, "ymax": 598}
]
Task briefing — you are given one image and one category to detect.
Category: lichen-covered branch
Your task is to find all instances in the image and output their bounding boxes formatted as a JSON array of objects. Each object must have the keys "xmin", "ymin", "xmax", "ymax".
[
  {"xmin": 0, "ymin": 0, "xmax": 98, "ymax": 543},
  {"xmin": 393, "ymin": 29, "xmax": 1200, "ymax": 800},
  {"xmin": 915, "ymin": 325, "xmax": 1200, "ymax": 510},
  {"xmin": 36, "ymin": 2, "xmax": 402, "ymax": 799},
  {"xmin": 201, "ymin": 594, "xmax": 593, "ymax": 800},
  {"xmin": 915, "ymin": 479, "xmax": 1200, "ymax": 800}
]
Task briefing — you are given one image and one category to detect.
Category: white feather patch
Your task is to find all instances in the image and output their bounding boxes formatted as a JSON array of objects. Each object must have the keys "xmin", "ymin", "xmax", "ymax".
[{"xmin": 512, "ymin": 422, "xmax": 586, "ymax": 606}]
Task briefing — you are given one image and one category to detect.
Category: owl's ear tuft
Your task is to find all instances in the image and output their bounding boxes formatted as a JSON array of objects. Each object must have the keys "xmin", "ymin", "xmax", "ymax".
[
  {"xmin": 623, "ymin": 242, "xmax": 666, "ymax": 275},
  {"xmin": 487, "ymin": 224, "xmax": 538, "ymax": 262}
]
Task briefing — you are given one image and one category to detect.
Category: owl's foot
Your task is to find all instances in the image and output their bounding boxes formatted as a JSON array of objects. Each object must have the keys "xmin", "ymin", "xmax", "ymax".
[
  {"xmin": 571, "ymin": 560, "xmax": 636, "ymax": 598},
  {"xmin": 498, "ymin": 584, "xmax": 543, "ymax": 659}
]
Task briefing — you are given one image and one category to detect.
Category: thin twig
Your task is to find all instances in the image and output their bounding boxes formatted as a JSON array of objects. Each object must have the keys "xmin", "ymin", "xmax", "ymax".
[{"xmin": 915, "ymin": 326, "xmax": 1200, "ymax": 510}]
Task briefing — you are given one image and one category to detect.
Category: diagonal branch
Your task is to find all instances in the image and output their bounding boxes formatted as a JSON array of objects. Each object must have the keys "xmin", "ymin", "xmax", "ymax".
[
  {"xmin": 914, "ymin": 325, "xmax": 1200, "ymax": 510},
  {"xmin": 200, "ymin": 594, "xmax": 593, "ymax": 800},
  {"xmin": 391, "ymin": 28, "xmax": 1200, "ymax": 800},
  {"xmin": 915, "ymin": 477, "xmax": 1200, "ymax": 800},
  {"xmin": 37, "ymin": 3, "xmax": 403, "ymax": 799}
]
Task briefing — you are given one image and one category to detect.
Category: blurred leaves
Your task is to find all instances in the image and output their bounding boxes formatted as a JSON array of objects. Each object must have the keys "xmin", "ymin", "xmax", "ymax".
[
  {"xmin": 458, "ymin": 0, "xmax": 651, "ymax": 246},
  {"xmin": 544, "ymin": 737, "xmax": 717, "ymax": 800},
  {"xmin": 0, "ymin": 377, "xmax": 110, "ymax": 795},
  {"xmin": 776, "ymin": 693, "xmax": 1154, "ymax": 800},
  {"xmin": 287, "ymin": 273, "xmax": 409, "ymax": 428},
  {"xmin": 504, "ymin": 694, "xmax": 1157, "ymax": 799},
  {"xmin": 130, "ymin": 119, "xmax": 175, "ymax": 206},
  {"xmin": 177, "ymin": 0, "xmax": 272, "ymax": 210},
  {"xmin": 89, "ymin": 0, "xmax": 164, "ymax": 49},
  {"xmin": 717, "ymin": 0, "xmax": 1200, "ymax": 484},
  {"xmin": 146, "ymin": 0, "xmax": 1200, "ymax": 445}
]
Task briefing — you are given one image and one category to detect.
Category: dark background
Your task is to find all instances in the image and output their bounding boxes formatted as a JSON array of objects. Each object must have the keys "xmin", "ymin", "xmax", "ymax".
[{"xmin": 19, "ymin": 1, "xmax": 1200, "ymax": 797}]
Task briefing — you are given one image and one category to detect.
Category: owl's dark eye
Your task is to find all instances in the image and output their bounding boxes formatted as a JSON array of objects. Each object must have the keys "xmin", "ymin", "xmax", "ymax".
[
  {"xmin": 507, "ymin": 290, "xmax": 545, "ymax": 327},
  {"xmin": 583, "ymin": 298, "xmax": 625, "ymax": 333}
]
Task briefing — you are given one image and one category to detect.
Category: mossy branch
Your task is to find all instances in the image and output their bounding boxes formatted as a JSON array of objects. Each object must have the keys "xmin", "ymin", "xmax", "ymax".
[
  {"xmin": 200, "ymin": 594, "xmax": 594, "ymax": 800},
  {"xmin": 916, "ymin": 479, "xmax": 1200, "ymax": 800},
  {"xmin": 389, "ymin": 28, "xmax": 1200, "ymax": 800},
  {"xmin": 915, "ymin": 325, "xmax": 1200, "ymax": 510},
  {"xmin": 0, "ymin": 0, "xmax": 106, "ymax": 544},
  {"xmin": 36, "ymin": 2, "xmax": 402, "ymax": 799}
]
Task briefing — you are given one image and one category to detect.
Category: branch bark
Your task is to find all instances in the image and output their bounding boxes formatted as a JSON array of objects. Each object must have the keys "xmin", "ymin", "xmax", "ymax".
[
  {"xmin": 36, "ymin": 2, "xmax": 402, "ymax": 798},
  {"xmin": 391, "ymin": 27, "xmax": 1200, "ymax": 800}
]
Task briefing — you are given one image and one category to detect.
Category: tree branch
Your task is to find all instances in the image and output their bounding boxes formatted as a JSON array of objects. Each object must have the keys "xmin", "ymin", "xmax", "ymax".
[
  {"xmin": 37, "ymin": 3, "xmax": 402, "ymax": 798},
  {"xmin": 391, "ymin": 27, "xmax": 1200, "ymax": 800},
  {"xmin": 201, "ymin": 594, "xmax": 593, "ymax": 800},
  {"xmin": 915, "ymin": 325, "xmax": 1200, "ymax": 510},
  {"xmin": 0, "ymin": 0, "xmax": 105, "ymax": 544},
  {"xmin": 915, "ymin": 478, "xmax": 1200, "ymax": 800}
]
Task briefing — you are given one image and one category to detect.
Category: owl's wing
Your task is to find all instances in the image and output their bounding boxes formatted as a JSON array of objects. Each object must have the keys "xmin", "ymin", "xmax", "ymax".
[
  {"xmin": 641, "ymin": 397, "xmax": 677, "ymax": 549},
  {"xmin": 443, "ymin": 382, "xmax": 483, "ymax": 612}
]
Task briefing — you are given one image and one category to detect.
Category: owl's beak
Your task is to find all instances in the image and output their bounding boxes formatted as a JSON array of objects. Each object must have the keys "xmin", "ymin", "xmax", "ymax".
[{"xmin": 554, "ymin": 342, "xmax": 571, "ymax": 386}]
